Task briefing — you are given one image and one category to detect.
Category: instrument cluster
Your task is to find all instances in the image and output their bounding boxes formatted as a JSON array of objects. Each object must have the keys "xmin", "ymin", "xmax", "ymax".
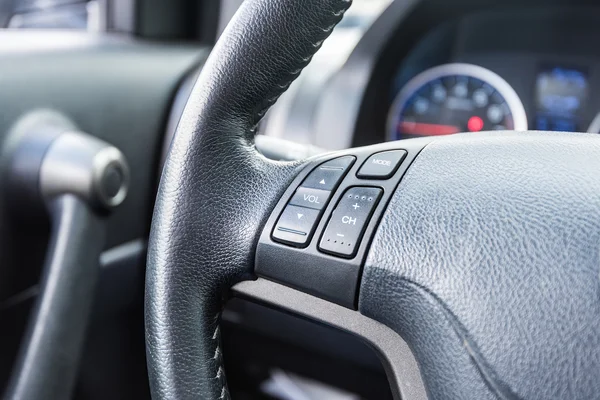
[{"xmin": 388, "ymin": 63, "xmax": 594, "ymax": 140}]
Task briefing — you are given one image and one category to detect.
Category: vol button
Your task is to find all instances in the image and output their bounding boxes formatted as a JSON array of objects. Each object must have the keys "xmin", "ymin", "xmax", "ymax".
[
  {"xmin": 289, "ymin": 187, "xmax": 331, "ymax": 210},
  {"xmin": 272, "ymin": 205, "xmax": 321, "ymax": 247},
  {"xmin": 301, "ymin": 156, "xmax": 355, "ymax": 191}
]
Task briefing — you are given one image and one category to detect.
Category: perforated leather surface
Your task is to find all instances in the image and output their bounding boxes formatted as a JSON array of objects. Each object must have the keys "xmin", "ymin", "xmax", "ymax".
[
  {"xmin": 360, "ymin": 132, "xmax": 600, "ymax": 400},
  {"xmin": 145, "ymin": 0, "xmax": 351, "ymax": 398}
]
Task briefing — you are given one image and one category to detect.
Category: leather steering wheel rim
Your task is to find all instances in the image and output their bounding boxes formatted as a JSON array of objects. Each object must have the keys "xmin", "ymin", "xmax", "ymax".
[
  {"xmin": 146, "ymin": 0, "xmax": 600, "ymax": 399},
  {"xmin": 146, "ymin": 1, "xmax": 349, "ymax": 398}
]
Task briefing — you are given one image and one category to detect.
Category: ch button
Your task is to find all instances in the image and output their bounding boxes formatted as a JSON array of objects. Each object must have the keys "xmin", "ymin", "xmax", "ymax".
[{"xmin": 319, "ymin": 186, "xmax": 382, "ymax": 258}]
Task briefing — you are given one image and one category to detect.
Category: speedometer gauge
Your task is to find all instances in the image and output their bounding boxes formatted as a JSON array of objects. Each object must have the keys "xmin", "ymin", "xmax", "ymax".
[{"xmin": 387, "ymin": 64, "xmax": 528, "ymax": 141}]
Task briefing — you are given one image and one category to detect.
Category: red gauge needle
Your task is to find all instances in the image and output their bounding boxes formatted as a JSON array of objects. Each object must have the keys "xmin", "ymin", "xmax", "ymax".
[{"xmin": 399, "ymin": 121, "xmax": 461, "ymax": 136}]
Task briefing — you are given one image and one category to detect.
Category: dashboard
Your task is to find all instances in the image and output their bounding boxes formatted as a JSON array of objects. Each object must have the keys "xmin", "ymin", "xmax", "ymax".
[
  {"xmin": 383, "ymin": 7, "xmax": 600, "ymax": 142},
  {"xmin": 258, "ymin": 0, "xmax": 600, "ymax": 150}
]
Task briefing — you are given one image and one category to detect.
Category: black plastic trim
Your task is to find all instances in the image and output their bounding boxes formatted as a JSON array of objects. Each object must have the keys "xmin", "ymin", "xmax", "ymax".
[{"xmin": 232, "ymin": 278, "xmax": 428, "ymax": 400}]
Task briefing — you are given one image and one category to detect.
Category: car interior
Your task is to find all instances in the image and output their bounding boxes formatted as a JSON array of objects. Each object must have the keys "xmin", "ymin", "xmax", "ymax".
[{"xmin": 1, "ymin": 0, "xmax": 599, "ymax": 399}]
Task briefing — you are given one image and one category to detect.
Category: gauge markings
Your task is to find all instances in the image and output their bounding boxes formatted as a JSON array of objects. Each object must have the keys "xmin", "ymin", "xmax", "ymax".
[{"xmin": 387, "ymin": 64, "xmax": 528, "ymax": 140}]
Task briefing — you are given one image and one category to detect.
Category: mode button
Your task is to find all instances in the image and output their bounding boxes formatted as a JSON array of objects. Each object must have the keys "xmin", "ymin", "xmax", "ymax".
[{"xmin": 357, "ymin": 150, "xmax": 407, "ymax": 179}]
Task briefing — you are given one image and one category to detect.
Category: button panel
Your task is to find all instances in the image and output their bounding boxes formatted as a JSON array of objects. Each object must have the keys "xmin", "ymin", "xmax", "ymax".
[
  {"xmin": 272, "ymin": 205, "xmax": 321, "ymax": 246},
  {"xmin": 318, "ymin": 187, "xmax": 382, "ymax": 258},
  {"xmin": 357, "ymin": 150, "xmax": 407, "ymax": 179},
  {"xmin": 257, "ymin": 143, "xmax": 425, "ymax": 309}
]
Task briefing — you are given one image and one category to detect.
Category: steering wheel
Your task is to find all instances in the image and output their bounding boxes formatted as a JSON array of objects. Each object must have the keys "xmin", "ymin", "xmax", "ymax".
[{"xmin": 145, "ymin": 0, "xmax": 600, "ymax": 399}]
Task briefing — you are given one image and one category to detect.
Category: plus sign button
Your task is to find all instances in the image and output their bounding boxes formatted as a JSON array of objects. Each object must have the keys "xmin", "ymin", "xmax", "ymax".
[{"xmin": 319, "ymin": 186, "xmax": 383, "ymax": 258}]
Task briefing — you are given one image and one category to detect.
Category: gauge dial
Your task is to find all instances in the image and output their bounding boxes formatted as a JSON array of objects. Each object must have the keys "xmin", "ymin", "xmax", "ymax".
[
  {"xmin": 388, "ymin": 64, "xmax": 528, "ymax": 141},
  {"xmin": 587, "ymin": 113, "xmax": 600, "ymax": 134}
]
